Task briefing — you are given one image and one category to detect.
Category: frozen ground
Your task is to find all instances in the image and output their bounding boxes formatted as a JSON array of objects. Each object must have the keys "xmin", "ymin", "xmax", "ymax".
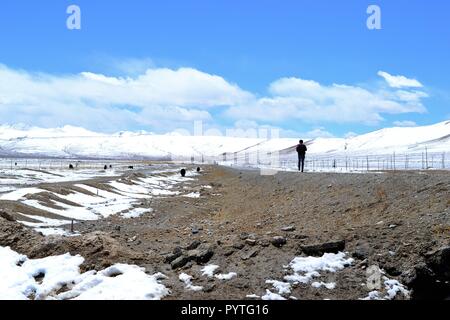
[{"xmin": 0, "ymin": 164, "xmax": 199, "ymax": 236}]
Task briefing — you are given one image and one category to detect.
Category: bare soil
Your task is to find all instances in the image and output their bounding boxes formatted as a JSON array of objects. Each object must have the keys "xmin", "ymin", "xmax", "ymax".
[{"xmin": 1, "ymin": 165, "xmax": 449, "ymax": 300}]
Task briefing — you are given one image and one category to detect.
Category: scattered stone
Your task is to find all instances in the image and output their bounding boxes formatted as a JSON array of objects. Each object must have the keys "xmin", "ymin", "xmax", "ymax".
[
  {"xmin": 257, "ymin": 239, "xmax": 270, "ymax": 247},
  {"xmin": 186, "ymin": 240, "xmax": 201, "ymax": 250},
  {"xmin": 164, "ymin": 251, "xmax": 183, "ymax": 264},
  {"xmin": 389, "ymin": 224, "xmax": 398, "ymax": 229},
  {"xmin": 114, "ymin": 226, "xmax": 121, "ymax": 232},
  {"xmin": 171, "ymin": 255, "xmax": 190, "ymax": 269},
  {"xmin": 127, "ymin": 236, "xmax": 138, "ymax": 243},
  {"xmin": 241, "ymin": 249, "xmax": 259, "ymax": 261},
  {"xmin": 246, "ymin": 239, "xmax": 257, "ymax": 246},
  {"xmin": 0, "ymin": 211, "xmax": 15, "ymax": 222},
  {"xmin": 192, "ymin": 226, "xmax": 200, "ymax": 235},
  {"xmin": 271, "ymin": 236, "xmax": 287, "ymax": 248},
  {"xmin": 224, "ymin": 249, "xmax": 235, "ymax": 257},
  {"xmin": 281, "ymin": 226, "xmax": 296, "ymax": 232},
  {"xmin": 353, "ymin": 241, "xmax": 371, "ymax": 260},
  {"xmin": 180, "ymin": 169, "xmax": 186, "ymax": 177},
  {"xmin": 233, "ymin": 242, "xmax": 245, "ymax": 250},
  {"xmin": 300, "ymin": 240, "xmax": 346, "ymax": 256},
  {"xmin": 204, "ymin": 283, "xmax": 216, "ymax": 293},
  {"xmin": 239, "ymin": 232, "xmax": 250, "ymax": 240},
  {"xmin": 188, "ymin": 247, "xmax": 214, "ymax": 264}
]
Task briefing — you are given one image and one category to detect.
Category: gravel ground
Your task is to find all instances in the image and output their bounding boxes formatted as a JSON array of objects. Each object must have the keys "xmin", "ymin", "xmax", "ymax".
[{"xmin": 1, "ymin": 165, "xmax": 449, "ymax": 300}]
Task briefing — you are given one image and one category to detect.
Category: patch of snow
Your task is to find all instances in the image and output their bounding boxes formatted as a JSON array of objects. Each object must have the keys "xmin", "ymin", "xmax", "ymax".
[
  {"xmin": 311, "ymin": 281, "xmax": 336, "ymax": 290},
  {"xmin": 266, "ymin": 280, "xmax": 292, "ymax": 295},
  {"xmin": 200, "ymin": 265, "xmax": 219, "ymax": 277},
  {"xmin": 284, "ymin": 252, "xmax": 353, "ymax": 285},
  {"xmin": 0, "ymin": 246, "xmax": 169, "ymax": 300},
  {"xmin": 261, "ymin": 289, "xmax": 286, "ymax": 301},
  {"xmin": 215, "ymin": 272, "xmax": 237, "ymax": 280},
  {"xmin": 0, "ymin": 187, "xmax": 45, "ymax": 201},
  {"xmin": 121, "ymin": 207, "xmax": 152, "ymax": 219},
  {"xmin": 179, "ymin": 273, "xmax": 203, "ymax": 292},
  {"xmin": 183, "ymin": 192, "xmax": 201, "ymax": 198}
]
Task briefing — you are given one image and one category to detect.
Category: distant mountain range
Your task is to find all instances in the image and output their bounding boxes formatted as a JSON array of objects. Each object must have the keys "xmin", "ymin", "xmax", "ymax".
[{"xmin": 0, "ymin": 121, "xmax": 449, "ymax": 160}]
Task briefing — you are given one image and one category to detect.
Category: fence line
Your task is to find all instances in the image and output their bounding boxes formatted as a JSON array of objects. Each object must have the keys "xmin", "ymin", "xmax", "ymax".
[{"xmin": 1, "ymin": 149, "xmax": 449, "ymax": 173}]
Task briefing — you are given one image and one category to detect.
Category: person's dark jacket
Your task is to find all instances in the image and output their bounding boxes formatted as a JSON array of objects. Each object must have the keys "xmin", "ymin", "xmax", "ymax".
[{"xmin": 296, "ymin": 144, "xmax": 307, "ymax": 156}]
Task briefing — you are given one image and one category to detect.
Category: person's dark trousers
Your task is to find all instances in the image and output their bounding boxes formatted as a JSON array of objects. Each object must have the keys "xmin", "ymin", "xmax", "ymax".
[{"xmin": 298, "ymin": 155, "xmax": 305, "ymax": 172}]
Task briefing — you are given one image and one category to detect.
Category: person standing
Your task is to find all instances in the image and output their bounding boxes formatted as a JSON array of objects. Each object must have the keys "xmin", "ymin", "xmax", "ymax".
[{"xmin": 296, "ymin": 140, "xmax": 307, "ymax": 172}]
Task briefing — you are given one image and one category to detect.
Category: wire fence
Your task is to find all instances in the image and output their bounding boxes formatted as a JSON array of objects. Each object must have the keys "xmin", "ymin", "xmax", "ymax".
[
  {"xmin": 1, "ymin": 148, "xmax": 449, "ymax": 173},
  {"xmin": 209, "ymin": 149, "xmax": 450, "ymax": 172}
]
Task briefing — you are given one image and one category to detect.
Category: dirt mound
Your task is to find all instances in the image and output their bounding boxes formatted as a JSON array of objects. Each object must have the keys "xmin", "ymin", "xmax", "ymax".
[
  {"xmin": 0, "ymin": 216, "xmax": 45, "ymax": 255},
  {"xmin": 27, "ymin": 231, "xmax": 159, "ymax": 272}
]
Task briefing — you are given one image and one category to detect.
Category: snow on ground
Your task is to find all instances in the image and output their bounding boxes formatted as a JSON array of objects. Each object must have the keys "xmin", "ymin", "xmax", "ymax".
[
  {"xmin": 0, "ymin": 246, "xmax": 170, "ymax": 300},
  {"xmin": 0, "ymin": 168, "xmax": 200, "ymax": 236},
  {"xmin": 362, "ymin": 277, "xmax": 410, "ymax": 300},
  {"xmin": 201, "ymin": 265, "xmax": 220, "ymax": 277},
  {"xmin": 179, "ymin": 273, "xmax": 203, "ymax": 292},
  {"xmin": 199, "ymin": 264, "xmax": 237, "ymax": 280},
  {"xmin": 256, "ymin": 252, "xmax": 354, "ymax": 299},
  {"xmin": 261, "ymin": 290, "xmax": 286, "ymax": 300},
  {"xmin": 0, "ymin": 168, "xmax": 119, "ymax": 187}
]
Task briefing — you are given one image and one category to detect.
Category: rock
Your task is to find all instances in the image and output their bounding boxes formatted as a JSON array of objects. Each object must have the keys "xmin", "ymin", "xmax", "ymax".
[
  {"xmin": 246, "ymin": 239, "xmax": 257, "ymax": 246},
  {"xmin": 281, "ymin": 226, "xmax": 296, "ymax": 232},
  {"xmin": 192, "ymin": 226, "xmax": 200, "ymax": 235},
  {"xmin": 164, "ymin": 250, "xmax": 183, "ymax": 264},
  {"xmin": 188, "ymin": 247, "xmax": 214, "ymax": 264},
  {"xmin": 233, "ymin": 242, "xmax": 245, "ymax": 250},
  {"xmin": 171, "ymin": 255, "xmax": 190, "ymax": 269},
  {"xmin": 241, "ymin": 249, "xmax": 259, "ymax": 261},
  {"xmin": 257, "ymin": 239, "xmax": 270, "ymax": 247},
  {"xmin": 127, "ymin": 236, "xmax": 138, "ymax": 243},
  {"xmin": 0, "ymin": 211, "xmax": 15, "ymax": 222},
  {"xmin": 114, "ymin": 226, "xmax": 121, "ymax": 232},
  {"xmin": 300, "ymin": 240, "xmax": 346, "ymax": 256},
  {"xmin": 224, "ymin": 249, "xmax": 235, "ymax": 257},
  {"xmin": 271, "ymin": 236, "xmax": 287, "ymax": 248},
  {"xmin": 204, "ymin": 283, "xmax": 216, "ymax": 293},
  {"xmin": 353, "ymin": 241, "xmax": 371, "ymax": 260},
  {"xmin": 239, "ymin": 232, "xmax": 250, "ymax": 240},
  {"xmin": 425, "ymin": 246, "xmax": 450, "ymax": 279},
  {"xmin": 292, "ymin": 234, "xmax": 309, "ymax": 240},
  {"xmin": 186, "ymin": 240, "xmax": 201, "ymax": 250}
]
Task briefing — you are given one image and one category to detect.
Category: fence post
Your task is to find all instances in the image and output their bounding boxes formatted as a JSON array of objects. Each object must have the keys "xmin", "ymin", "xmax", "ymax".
[
  {"xmin": 393, "ymin": 152, "xmax": 396, "ymax": 171},
  {"xmin": 425, "ymin": 147, "xmax": 428, "ymax": 169},
  {"xmin": 443, "ymin": 153, "xmax": 446, "ymax": 169},
  {"xmin": 366, "ymin": 156, "xmax": 369, "ymax": 172}
]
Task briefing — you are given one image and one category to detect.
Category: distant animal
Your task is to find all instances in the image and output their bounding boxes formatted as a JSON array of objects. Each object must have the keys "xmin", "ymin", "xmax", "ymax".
[
  {"xmin": 69, "ymin": 164, "xmax": 74, "ymax": 169},
  {"xmin": 180, "ymin": 169, "xmax": 186, "ymax": 177},
  {"xmin": 104, "ymin": 165, "xmax": 108, "ymax": 170},
  {"xmin": 197, "ymin": 167, "xmax": 201, "ymax": 173},
  {"xmin": 128, "ymin": 166, "xmax": 134, "ymax": 169},
  {"xmin": 109, "ymin": 165, "xmax": 113, "ymax": 169}
]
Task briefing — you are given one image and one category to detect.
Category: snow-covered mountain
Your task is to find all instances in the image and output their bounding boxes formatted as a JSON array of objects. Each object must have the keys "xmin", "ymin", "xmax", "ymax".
[{"xmin": 0, "ymin": 121, "xmax": 449, "ymax": 159}]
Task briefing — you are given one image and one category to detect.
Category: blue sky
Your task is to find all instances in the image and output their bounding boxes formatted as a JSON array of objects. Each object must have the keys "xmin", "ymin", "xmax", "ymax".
[{"xmin": 0, "ymin": 0, "xmax": 449, "ymax": 137}]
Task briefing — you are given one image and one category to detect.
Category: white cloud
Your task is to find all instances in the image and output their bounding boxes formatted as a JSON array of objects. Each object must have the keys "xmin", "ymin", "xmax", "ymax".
[
  {"xmin": 0, "ymin": 64, "xmax": 251, "ymax": 132},
  {"xmin": 0, "ymin": 63, "xmax": 429, "ymax": 133},
  {"xmin": 393, "ymin": 120, "xmax": 417, "ymax": 127},
  {"xmin": 225, "ymin": 77, "xmax": 427, "ymax": 125},
  {"xmin": 378, "ymin": 71, "xmax": 423, "ymax": 88}
]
